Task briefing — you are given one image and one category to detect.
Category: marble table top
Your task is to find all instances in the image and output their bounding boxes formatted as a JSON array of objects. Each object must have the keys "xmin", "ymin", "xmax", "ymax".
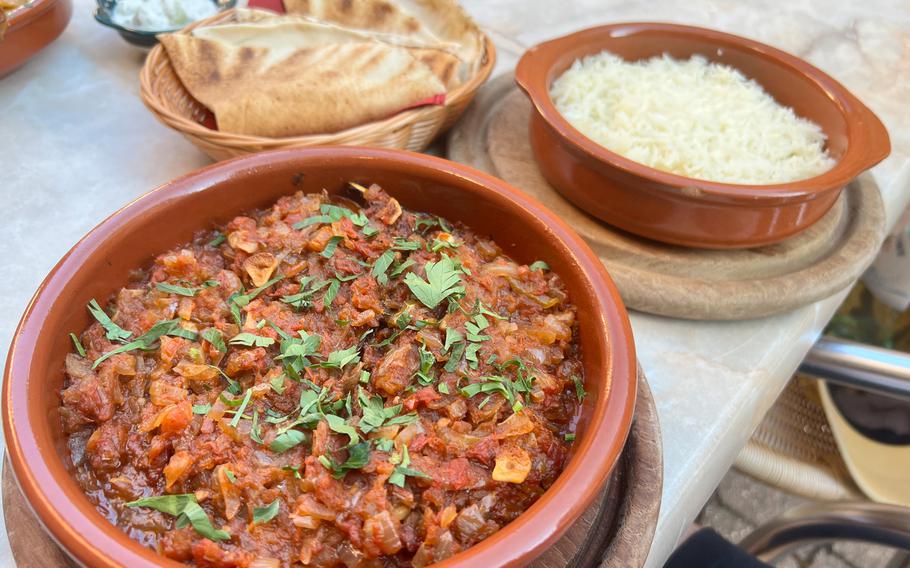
[{"xmin": 1, "ymin": 0, "xmax": 909, "ymax": 566}]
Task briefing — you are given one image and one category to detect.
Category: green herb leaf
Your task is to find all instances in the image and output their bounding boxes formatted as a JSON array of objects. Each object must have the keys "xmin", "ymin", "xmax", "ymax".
[
  {"xmin": 192, "ymin": 404, "xmax": 211, "ymax": 415},
  {"xmin": 127, "ymin": 494, "xmax": 229, "ymax": 541},
  {"xmin": 225, "ymin": 470, "xmax": 237, "ymax": 483},
  {"xmin": 324, "ymin": 414, "xmax": 359, "ymax": 446},
  {"xmin": 529, "ymin": 260, "xmax": 550, "ymax": 272},
  {"xmin": 155, "ymin": 281, "xmax": 218, "ymax": 297},
  {"xmin": 69, "ymin": 333, "xmax": 86, "ymax": 357},
  {"xmin": 87, "ymin": 299, "xmax": 132, "ymax": 342},
  {"xmin": 437, "ymin": 382, "xmax": 450, "ymax": 394},
  {"xmin": 392, "ymin": 238, "xmax": 421, "ymax": 251},
  {"xmin": 316, "ymin": 345, "xmax": 360, "ymax": 370},
  {"xmin": 371, "ymin": 249, "xmax": 395, "ymax": 285},
  {"xmin": 270, "ymin": 429, "xmax": 307, "ymax": 453},
  {"xmin": 231, "ymin": 275, "xmax": 285, "ymax": 311},
  {"xmin": 252, "ymin": 500, "xmax": 280, "ymax": 525},
  {"xmin": 229, "ymin": 389, "xmax": 253, "ymax": 428},
  {"xmin": 444, "ymin": 341, "xmax": 465, "ymax": 373},
  {"xmin": 209, "ymin": 232, "xmax": 226, "ymax": 247},
  {"xmin": 414, "ymin": 345, "xmax": 435, "ymax": 385},
  {"xmin": 572, "ymin": 375, "xmax": 587, "ymax": 402},
  {"xmin": 93, "ymin": 319, "xmax": 193, "ymax": 368},
  {"xmin": 321, "ymin": 236, "xmax": 344, "ymax": 258},
  {"xmin": 388, "ymin": 446, "xmax": 430, "ymax": 487},
  {"xmin": 270, "ymin": 375, "xmax": 286, "ymax": 394},
  {"xmin": 229, "ymin": 333, "xmax": 275, "ymax": 348},
  {"xmin": 443, "ymin": 328, "xmax": 463, "ymax": 352},
  {"xmin": 403, "ymin": 256, "xmax": 465, "ymax": 310},
  {"xmin": 201, "ymin": 328, "xmax": 226, "ymax": 352},
  {"xmin": 390, "ymin": 258, "xmax": 415, "ymax": 278},
  {"xmin": 324, "ymin": 279, "xmax": 341, "ymax": 308},
  {"xmin": 565, "ymin": 433, "xmax": 576, "ymax": 441},
  {"xmin": 319, "ymin": 441, "xmax": 371, "ymax": 479}
]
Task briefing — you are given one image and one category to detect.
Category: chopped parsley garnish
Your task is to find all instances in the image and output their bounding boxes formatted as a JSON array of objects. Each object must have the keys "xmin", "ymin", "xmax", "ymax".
[
  {"xmin": 371, "ymin": 249, "xmax": 395, "ymax": 285},
  {"xmin": 324, "ymin": 279, "xmax": 341, "ymax": 308},
  {"xmin": 318, "ymin": 441, "xmax": 371, "ymax": 479},
  {"xmin": 358, "ymin": 388, "xmax": 416, "ymax": 434},
  {"xmin": 209, "ymin": 232, "xmax": 226, "ymax": 247},
  {"xmin": 201, "ymin": 328, "xmax": 226, "ymax": 352},
  {"xmin": 224, "ymin": 469, "xmax": 237, "ymax": 483},
  {"xmin": 325, "ymin": 414, "xmax": 360, "ymax": 445},
  {"xmin": 87, "ymin": 299, "xmax": 132, "ymax": 342},
  {"xmin": 414, "ymin": 345, "xmax": 436, "ymax": 385},
  {"xmin": 573, "ymin": 375, "xmax": 587, "ymax": 402},
  {"xmin": 192, "ymin": 404, "xmax": 211, "ymax": 415},
  {"xmin": 252, "ymin": 500, "xmax": 280, "ymax": 525},
  {"xmin": 443, "ymin": 328, "xmax": 462, "ymax": 352},
  {"xmin": 229, "ymin": 333, "xmax": 275, "ymax": 348},
  {"xmin": 390, "ymin": 258, "xmax": 415, "ymax": 277},
  {"xmin": 276, "ymin": 330, "xmax": 322, "ymax": 380},
  {"xmin": 229, "ymin": 275, "xmax": 285, "ymax": 324},
  {"xmin": 229, "ymin": 389, "xmax": 253, "ymax": 428},
  {"xmin": 403, "ymin": 256, "xmax": 465, "ymax": 310},
  {"xmin": 321, "ymin": 236, "xmax": 344, "ymax": 258},
  {"xmin": 155, "ymin": 280, "xmax": 218, "ymax": 297},
  {"xmin": 316, "ymin": 345, "xmax": 360, "ymax": 370},
  {"xmin": 69, "ymin": 333, "xmax": 86, "ymax": 357},
  {"xmin": 392, "ymin": 237, "xmax": 421, "ymax": 251},
  {"xmin": 269, "ymin": 375, "xmax": 286, "ymax": 394},
  {"xmin": 565, "ymin": 433, "xmax": 576, "ymax": 441},
  {"xmin": 281, "ymin": 276, "xmax": 332, "ymax": 311},
  {"xmin": 93, "ymin": 319, "xmax": 196, "ymax": 369},
  {"xmin": 529, "ymin": 260, "xmax": 550, "ymax": 272},
  {"xmin": 388, "ymin": 445, "xmax": 430, "ymax": 487},
  {"xmin": 437, "ymin": 382, "xmax": 450, "ymax": 394},
  {"xmin": 126, "ymin": 494, "xmax": 229, "ymax": 541},
  {"xmin": 270, "ymin": 429, "xmax": 307, "ymax": 453}
]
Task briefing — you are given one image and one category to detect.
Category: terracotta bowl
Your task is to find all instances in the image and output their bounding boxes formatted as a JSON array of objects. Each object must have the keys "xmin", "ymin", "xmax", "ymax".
[
  {"xmin": 2, "ymin": 147, "xmax": 637, "ymax": 567},
  {"xmin": 515, "ymin": 23, "xmax": 891, "ymax": 249},
  {"xmin": 0, "ymin": 0, "xmax": 72, "ymax": 77}
]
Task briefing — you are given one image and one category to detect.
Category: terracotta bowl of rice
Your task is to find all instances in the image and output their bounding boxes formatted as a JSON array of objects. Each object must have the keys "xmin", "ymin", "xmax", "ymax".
[{"xmin": 515, "ymin": 23, "xmax": 891, "ymax": 249}]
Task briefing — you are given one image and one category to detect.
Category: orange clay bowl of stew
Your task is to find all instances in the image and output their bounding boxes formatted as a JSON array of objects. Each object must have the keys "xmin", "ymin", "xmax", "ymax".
[{"xmin": 2, "ymin": 147, "xmax": 637, "ymax": 568}]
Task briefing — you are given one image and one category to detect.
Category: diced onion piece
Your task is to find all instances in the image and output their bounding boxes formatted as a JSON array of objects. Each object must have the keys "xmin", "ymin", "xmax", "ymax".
[
  {"xmin": 440, "ymin": 505, "xmax": 457, "ymax": 529},
  {"xmin": 363, "ymin": 510, "xmax": 402, "ymax": 555},
  {"xmin": 163, "ymin": 450, "xmax": 194, "ymax": 490},
  {"xmin": 495, "ymin": 412, "xmax": 534, "ymax": 439},
  {"xmin": 243, "ymin": 252, "xmax": 278, "ymax": 287},
  {"xmin": 492, "ymin": 445, "xmax": 531, "ymax": 484}
]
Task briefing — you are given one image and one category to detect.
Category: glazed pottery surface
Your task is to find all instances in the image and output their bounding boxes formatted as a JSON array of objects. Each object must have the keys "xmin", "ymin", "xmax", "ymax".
[
  {"xmin": 0, "ymin": 0, "xmax": 72, "ymax": 77},
  {"xmin": 2, "ymin": 147, "xmax": 637, "ymax": 568},
  {"xmin": 515, "ymin": 23, "xmax": 891, "ymax": 249}
]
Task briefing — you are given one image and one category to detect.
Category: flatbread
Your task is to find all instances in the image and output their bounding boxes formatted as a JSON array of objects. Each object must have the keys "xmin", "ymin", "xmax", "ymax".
[
  {"xmin": 159, "ymin": 33, "xmax": 446, "ymax": 136},
  {"xmin": 195, "ymin": 11, "xmax": 465, "ymax": 88},
  {"xmin": 281, "ymin": 0, "xmax": 483, "ymax": 71}
]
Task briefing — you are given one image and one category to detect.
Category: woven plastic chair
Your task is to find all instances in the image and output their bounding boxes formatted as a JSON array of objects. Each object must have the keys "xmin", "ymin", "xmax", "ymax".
[{"xmin": 734, "ymin": 373, "xmax": 862, "ymax": 501}]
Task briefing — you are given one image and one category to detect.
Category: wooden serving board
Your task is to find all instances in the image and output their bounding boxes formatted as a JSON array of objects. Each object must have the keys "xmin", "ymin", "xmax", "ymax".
[
  {"xmin": 448, "ymin": 74, "xmax": 887, "ymax": 320},
  {"xmin": 3, "ymin": 371, "xmax": 661, "ymax": 568}
]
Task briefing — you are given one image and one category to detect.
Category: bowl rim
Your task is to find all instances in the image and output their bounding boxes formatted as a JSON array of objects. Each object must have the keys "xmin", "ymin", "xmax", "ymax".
[
  {"xmin": 7, "ymin": 0, "xmax": 60, "ymax": 30},
  {"xmin": 92, "ymin": 0, "xmax": 235, "ymax": 36},
  {"xmin": 515, "ymin": 22, "xmax": 891, "ymax": 204},
  {"xmin": 2, "ymin": 147, "xmax": 638, "ymax": 567}
]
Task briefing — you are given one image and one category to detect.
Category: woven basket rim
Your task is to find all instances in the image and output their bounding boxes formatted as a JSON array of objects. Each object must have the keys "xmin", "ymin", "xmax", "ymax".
[{"xmin": 139, "ymin": 7, "xmax": 496, "ymax": 148}]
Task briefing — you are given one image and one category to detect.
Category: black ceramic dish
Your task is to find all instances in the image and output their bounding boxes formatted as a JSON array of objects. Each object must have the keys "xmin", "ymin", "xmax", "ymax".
[{"xmin": 93, "ymin": 0, "xmax": 234, "ymax": 47}]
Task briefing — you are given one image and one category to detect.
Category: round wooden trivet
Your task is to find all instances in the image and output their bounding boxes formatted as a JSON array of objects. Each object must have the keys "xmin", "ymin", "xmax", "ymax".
[
  {"xmin": 448, "ymin": 74, "xmax": 886, "ymax": 320},
  {"xmin": 2, "ymin": 370, "xmax": 660, "ymax": 568}
]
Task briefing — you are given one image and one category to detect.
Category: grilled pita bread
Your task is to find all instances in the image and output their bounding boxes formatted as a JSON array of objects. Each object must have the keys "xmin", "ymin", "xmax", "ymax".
[
  {"xmin": 282, "ymin": 0, "xmax": 482, "ymax": 69},
  {"xmin": 159, "ymin": 33, "xmax": 446, "ymax": 136},
  {"xmin": 195, "ymin": 11, "xmax": 464, "ymax": 87}
]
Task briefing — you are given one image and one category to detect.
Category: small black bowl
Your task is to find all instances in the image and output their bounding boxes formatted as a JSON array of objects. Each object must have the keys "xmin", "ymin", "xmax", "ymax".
[{"xmin": 93, "ymin": 0, "xmax": 234, "ymax": 47}]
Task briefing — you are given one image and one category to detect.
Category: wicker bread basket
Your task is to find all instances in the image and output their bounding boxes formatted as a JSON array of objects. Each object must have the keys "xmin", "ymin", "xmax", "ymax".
[{"xmin": 139, "ymin": 8, "xmax": 496, "ymax": 161}]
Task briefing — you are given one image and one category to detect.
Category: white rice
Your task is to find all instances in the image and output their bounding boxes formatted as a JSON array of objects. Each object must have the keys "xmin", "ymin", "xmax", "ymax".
[{"xmin": 550, "ymin": 52, "xmax": 836, "ymax": 184}]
